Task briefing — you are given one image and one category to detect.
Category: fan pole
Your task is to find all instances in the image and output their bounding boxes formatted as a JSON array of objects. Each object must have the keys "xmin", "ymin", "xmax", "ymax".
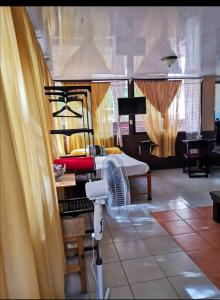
[
  {"xmin": 85, "ymin": 156, "xmax": 130, "ymax": 300},
  {"xmin": 93, "ymin": 201, "xmax": 104, "ymax": 299},
  {"xmin": 96, "ymin": 240, "xmax": 103, "ymax": 300},
  {"xmin": 92, "ymin": 201, "xmax": 110, "ymax": 299}
]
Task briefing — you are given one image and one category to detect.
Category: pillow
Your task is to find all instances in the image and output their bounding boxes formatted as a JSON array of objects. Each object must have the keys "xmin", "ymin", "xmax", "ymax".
[
  {"xmin": 70, "ymin": 146, "xmax": 106, "ymax": 157},
  {"xmin": 70, "ymin": 148, "xmax": 89, "ymax": 156},
  {"xmin": 105, "ymin": 147, "xmax": 123, "ymax": 154}
]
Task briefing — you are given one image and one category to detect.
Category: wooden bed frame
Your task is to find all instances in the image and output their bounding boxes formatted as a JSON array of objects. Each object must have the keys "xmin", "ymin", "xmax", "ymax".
[{"xmin": 129, "ymin": 170, "xmax": 152, "ymax": 201}]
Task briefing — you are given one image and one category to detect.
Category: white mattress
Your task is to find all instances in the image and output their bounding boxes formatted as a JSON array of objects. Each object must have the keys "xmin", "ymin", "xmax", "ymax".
[{"xmin": 95, "ymin": 153, "xmax": 149, "ymax": 179}]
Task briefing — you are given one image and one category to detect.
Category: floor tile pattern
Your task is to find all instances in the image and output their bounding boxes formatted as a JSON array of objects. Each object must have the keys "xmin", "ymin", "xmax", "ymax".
[
  {"xmin": 65, "ymin": 168, "xmax": 220, "ymax": 299},
  {"xmin": 152, "ymin": 206, "xmax": 220, "ymax": 291}
]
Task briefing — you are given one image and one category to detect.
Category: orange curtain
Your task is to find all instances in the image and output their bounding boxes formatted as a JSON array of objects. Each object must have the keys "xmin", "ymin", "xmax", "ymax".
[
  {"xmin": 136, "ymin": 80, "xmax": 181, "ymax": 129},
  {"xmin": 135, "ymin": 80, "xmax": 181, "ymax": 157}
]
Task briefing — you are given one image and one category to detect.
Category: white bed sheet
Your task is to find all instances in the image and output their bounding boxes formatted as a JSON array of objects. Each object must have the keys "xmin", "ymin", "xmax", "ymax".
[{"xmin": 94, "ymin": 153, "xmax": 149, "ymax": 179}]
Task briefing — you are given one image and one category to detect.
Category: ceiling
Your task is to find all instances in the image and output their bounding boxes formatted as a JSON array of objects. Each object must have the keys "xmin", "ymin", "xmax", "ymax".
[{"xmin": 27, "ymin": 6, "xmax": 220, "ymax": 80}]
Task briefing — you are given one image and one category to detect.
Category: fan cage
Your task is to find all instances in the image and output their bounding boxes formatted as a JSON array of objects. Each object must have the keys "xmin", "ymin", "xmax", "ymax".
[{"xmin": 101, "ymin": 154, "xmax": 130, "ymax": 220}]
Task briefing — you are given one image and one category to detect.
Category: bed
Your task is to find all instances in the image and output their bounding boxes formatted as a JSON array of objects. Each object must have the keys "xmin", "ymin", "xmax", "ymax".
[
  {"xmin": 55, "ymin": 150, "xmax": 152, "ymax": 201},
  {"xmin": 94, "ymin": 153, "xmax": 152, "ymax": 200}
]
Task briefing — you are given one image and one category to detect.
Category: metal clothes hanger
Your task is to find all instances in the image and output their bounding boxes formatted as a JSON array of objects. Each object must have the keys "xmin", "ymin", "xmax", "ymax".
[
  {"xmin": 46, "ymin": 90, "xmax": 86, "ymax": 118},
  {"xmin": 49, "ymin": 96, "xmax": 80, "ymax": 104},
  {"xmin": 52, "ymin": 104, "xmax": 82, "ymax": 118},
  {"xmin": 48, "ymin": 95, "xmax": 83, "ymax": 118}
]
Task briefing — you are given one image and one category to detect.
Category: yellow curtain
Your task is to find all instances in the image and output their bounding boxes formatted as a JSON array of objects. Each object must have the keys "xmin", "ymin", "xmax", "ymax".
[
  {"xmin": 39, "ymin": 47, "xmax": 64, "ymax": 159},
  {"xmin": 39, "ymin": 57, "xmax": 65, "ymax": 158},
  {"xmin": 135, "ymin": 80, "xmax": 181, "ymax": 157},
  {"xmin": 61, "ymin": 82, "xmax": 92, "ymax": 153},
  {"xmin": 92, "ymin": 82, "xmax": 113, "ymax": 147},
  {"xmin": 57, "ymin": 81, "xmax": 113, "ymax": 153},
  {"xmin": 51, "ymin": 101, "xmax": 66, "ymax": 157},
  {"xmin": 0, "ymin": 7, "xmax": 65, "ymax": 299}
]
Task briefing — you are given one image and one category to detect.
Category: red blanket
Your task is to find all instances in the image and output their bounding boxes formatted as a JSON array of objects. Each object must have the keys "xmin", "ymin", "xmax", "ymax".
[{"xmin": 54, "ymin": 156, "xmax": 95, "ymax": 171}]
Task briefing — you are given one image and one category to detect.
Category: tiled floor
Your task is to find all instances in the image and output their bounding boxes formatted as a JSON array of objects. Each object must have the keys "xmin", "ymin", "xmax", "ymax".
[
  {"xmin": 152, "ymin": 207, "xmax": 220, "ymax": 290},
  {"xmin": 65, "ymin": 168, "xmax": 220, "ymax": 299}
]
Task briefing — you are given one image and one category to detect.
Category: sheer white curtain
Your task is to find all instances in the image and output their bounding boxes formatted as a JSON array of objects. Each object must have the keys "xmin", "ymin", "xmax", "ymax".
[
  {"xmin": 110, "ymin": 80, "xmax": 128, "ymax": 146},
  {"xmin": 182, "ymin": 79, "xmax": 201, "ymax": 139}
]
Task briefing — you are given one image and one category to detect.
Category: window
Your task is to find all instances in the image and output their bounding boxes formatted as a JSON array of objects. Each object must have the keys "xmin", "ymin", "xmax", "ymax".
[
  {"xmin": 215, "ymin": 83, "xmax": 220, "ymax": 120},
  {"xmin": 135, "ymin": 114, "xmax": 146, "ymax": 133},
  {"xmin": 109, "ymin": 79, "xmax": 201, "ymax": 136},
  {"xmin": 109, "ymin": 80, "xmax": 129, "ymax": 135},
  {"xmin": 180, "ymin": 79, "xmax": 201, "ymax": 135}
]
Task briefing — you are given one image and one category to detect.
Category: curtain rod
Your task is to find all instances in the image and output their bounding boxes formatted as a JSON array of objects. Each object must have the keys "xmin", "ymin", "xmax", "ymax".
[
  {"xmin": 133, "ymin": 77, "xmax": 202, "ymax": 80},
  {"xmin": 54, "ymin": 76, "xmax": 203, "ymax": 82},
  {"xmin": 53, "ymin": 79, "xmax": 128, "ymax": 82}
]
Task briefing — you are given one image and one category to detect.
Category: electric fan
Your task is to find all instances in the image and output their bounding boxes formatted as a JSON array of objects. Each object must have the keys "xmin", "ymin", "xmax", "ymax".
[{"xmin": 85, "ymin": 154, "xmax": 131, "ymax": 300}]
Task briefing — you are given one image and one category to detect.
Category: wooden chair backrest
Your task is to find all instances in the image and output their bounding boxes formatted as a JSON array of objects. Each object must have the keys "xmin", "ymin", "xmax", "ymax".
[{"xmin": 61, "ymin": 217, "xmax": 85, "ymax": 242}]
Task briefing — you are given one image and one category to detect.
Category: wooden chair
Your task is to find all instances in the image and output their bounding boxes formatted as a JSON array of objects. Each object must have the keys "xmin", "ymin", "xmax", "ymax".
[
  {"xmin": 182, "ymin": 139, "xmax": 209, "ymax": 178},
  {"xmin": 61, "ymin": 217, "xmax": 87, "ymax": 293}
]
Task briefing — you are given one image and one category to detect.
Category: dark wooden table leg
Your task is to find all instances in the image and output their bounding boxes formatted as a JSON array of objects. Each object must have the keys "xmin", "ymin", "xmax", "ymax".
[{"xmin": 147, "ymin": 171, "xmax": 152, "ymax": 200}]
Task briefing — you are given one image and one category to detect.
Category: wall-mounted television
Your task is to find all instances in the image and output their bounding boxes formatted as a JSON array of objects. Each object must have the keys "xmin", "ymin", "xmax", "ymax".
[{"xmin": 118, "ymin": 97, "xmax": 146, "ymax": 115}]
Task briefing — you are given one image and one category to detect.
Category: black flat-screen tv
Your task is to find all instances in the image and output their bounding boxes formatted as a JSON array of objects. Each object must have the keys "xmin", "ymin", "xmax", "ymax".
[{"xmin": 118, "ymin": 97, "xmax": 146, "ymax": 115}]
